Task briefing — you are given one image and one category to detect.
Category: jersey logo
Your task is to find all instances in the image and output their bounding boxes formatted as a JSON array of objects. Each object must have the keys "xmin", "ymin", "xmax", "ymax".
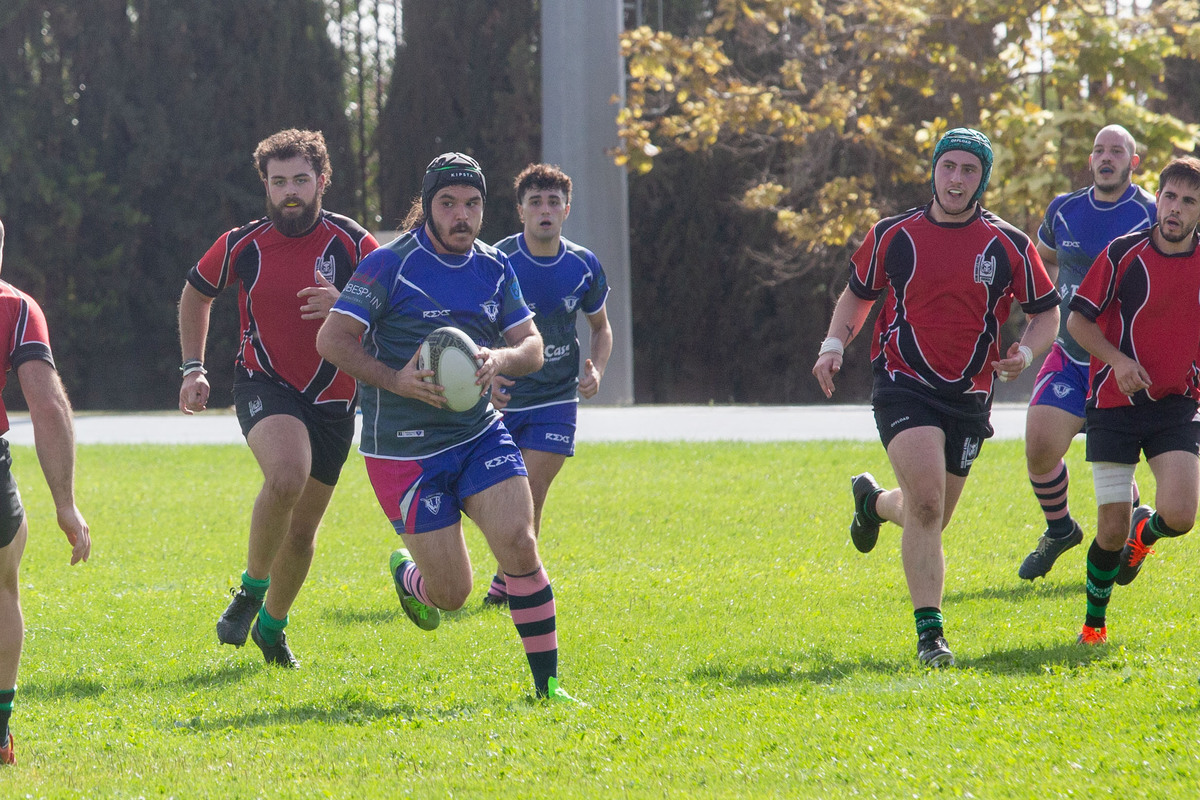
[
  {"xmin": 563, "ymin": 296, "xmax": 579, "ymax": 312},
  {"xmin": 314, "ymin": 254, "xmax": 336, "ymax": 284},
  {"xmin": 422, "ymin": 493, "xmax": 443, "ymax": 515},
  {"xmin": 973, "ymin": 254, "xmax": 997, "ymax": 284},
  {"xmin": 482, "ymin": 301, "xmax": 500, "ymax": 322}
]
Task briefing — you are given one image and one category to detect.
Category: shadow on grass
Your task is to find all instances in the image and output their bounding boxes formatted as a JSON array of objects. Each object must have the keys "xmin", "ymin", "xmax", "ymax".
[
  {"xmin": 176, "ymin": 696, "xmax": 475, "ymax": 732},
  {"xmin": 324, "ymin": 604, "xmax": 487, "ymax": 627},
  {"xmin": 689, "ymin": 640, "xmax": 1112, "ymax": 687},
  {"xmin": 23, "ymin": 662, "xmax": 257, "ymax": 700},
  {"xmin": 944, "ymin": 580, "xmax": 1080, "ymax": 603}
]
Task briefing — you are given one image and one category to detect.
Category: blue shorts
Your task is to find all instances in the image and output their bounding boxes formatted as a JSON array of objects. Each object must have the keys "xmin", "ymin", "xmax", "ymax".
[
  {"xmin": 1029, "ymin": 343, "xmax": 1088, "ymax": 418},
  {"xmin": 363, "ymin": 421, "xmax": 528, "ymax": 534},
  {"xmin": 502, "ymin": 403, "xmax": 577, "ymax": 456}
]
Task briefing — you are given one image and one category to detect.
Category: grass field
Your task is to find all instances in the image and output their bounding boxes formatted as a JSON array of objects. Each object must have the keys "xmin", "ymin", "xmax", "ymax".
[{"xmin": 2, "ymin": 439, "xmax": 1199, "ymax": 798}]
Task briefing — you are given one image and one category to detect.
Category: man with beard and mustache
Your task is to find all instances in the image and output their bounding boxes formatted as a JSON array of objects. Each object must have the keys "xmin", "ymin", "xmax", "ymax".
[
  {"xmin": 317, "ymin": 153, "xmax": 579, "ymax": 702},
  {"xmin": 1067, "ymin": 156, "xmax": 1200, "ymax": 645},
  {"xmin": 811, "ymin": 128, "xmax": 1060, "ymax": 667},
  {"xmin": 1017, "ymin": 124, "xmax": 1156, "ymax": 582},
  {"xmin": 178, "ymin": 129, "xmax": 378, "ymax": 668}
]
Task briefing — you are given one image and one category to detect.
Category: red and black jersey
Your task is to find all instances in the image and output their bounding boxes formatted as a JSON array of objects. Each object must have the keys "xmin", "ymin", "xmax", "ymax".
[
  {"xmin": 188, "ymin": 210, "xmax": 379, "ymax": 411},
  {"xmin": 1069, "ymin": 227, "xmax": 1200, "ymax": 408},
  {"xmin": 849, "ymin": 204, "xmax": 1058, "ymax": 414},
  {"xmin": 0, "ymin": 280, "xmax": 55, "ymax": 435}
]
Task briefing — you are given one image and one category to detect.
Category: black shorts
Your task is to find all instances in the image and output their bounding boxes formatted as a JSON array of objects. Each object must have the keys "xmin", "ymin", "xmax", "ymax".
[
  {"xmin": 873, "ymin": 392, "xmax": 993, "ymax": 478},
  {"xmin": 0, "ymin": 440, "xmax": 25, "ymax": 549},
  {"xmin": 233, "ymin": 374, "xmax": 356, "ymax": 486},
  {"xmin": 1085, "ymin": 395, "xmax": 1200, "ymax": 464}
]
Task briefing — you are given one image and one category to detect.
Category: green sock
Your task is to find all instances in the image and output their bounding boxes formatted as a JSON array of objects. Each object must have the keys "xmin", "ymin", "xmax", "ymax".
[
  {"xmin": 0, "ymin": 687, "xmax": 13, "ymax": 747},
  {"xmin": 256, "ymin": 606, "xmax": 287, "ymax": 646},
  {"xmin": 914, "ymin": 607, "xmax": 944, "ymax": 638},
  {"xmin": 241, "ymin": 571, "xmax": 270, "ymax": 600}
]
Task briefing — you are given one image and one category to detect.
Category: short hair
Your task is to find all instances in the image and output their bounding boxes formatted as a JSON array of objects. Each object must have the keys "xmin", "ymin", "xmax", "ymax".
[
  {"xmin": 514, "ymin": 163, "xmax": 572, "ymax": 205},
  {"xmin": 1159, "ymin": 156, "xmax": 1200, "ymax": 193},
  {"xmin": 253, "ymin": 129, "xmax": 332, "ymax": 192}
]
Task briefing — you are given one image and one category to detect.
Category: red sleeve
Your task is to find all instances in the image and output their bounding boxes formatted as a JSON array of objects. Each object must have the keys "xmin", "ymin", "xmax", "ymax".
[{"xmin": 187, "ymin": 230, "xmax": 238, "ymax": 297}]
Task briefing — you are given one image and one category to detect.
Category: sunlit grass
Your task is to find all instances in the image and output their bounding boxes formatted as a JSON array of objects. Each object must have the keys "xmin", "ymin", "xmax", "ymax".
[{"xmin": 3, "ymin": 440, "xmax": 1198, "ymax": 798}]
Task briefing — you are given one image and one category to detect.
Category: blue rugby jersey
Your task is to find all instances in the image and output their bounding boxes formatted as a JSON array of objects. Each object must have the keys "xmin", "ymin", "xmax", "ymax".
[
  {"xmin": 492, "ymin": 233, "xmax": 609, "ymax": 408},
  {"xmin": 331, "ymin": 227, "xmax": 534, "ymax": 458},
  {"xmin": 1038, "ymin": 184, "xmax": 1155, "ymax": 363}
]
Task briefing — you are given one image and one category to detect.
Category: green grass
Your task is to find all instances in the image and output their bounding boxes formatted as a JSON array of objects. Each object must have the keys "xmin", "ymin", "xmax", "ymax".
[{"xmin": 4, "ymin": 439, "xmax": 1200, "ymax": 798}]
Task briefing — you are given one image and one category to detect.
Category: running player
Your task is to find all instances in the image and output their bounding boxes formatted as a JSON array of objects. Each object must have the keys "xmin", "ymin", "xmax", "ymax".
[
  {"xmin": 1068, "ymin": 156, "xmax": 1200, "ymax": 645},
  {"xmin": 179, "ymin": 129, "xmax": 378, "ymax": 668},
  {"xmin": 482, "ymin": 163, "xmax": 612, "ymax": 607},
  {"xmin": 316, "ymin": 153, "xmax": 578, "ymax": 702},
  {"xmin": 1017, "ymin": 124, "xmax": 1156, "ymax": 581},
  {"xmin": 0, "ymin": 217, "xmax": 91, "ymax": 765},
  {"xmin": 812, "ymin": 128, "xmax": 1060, "ymax": 667}
]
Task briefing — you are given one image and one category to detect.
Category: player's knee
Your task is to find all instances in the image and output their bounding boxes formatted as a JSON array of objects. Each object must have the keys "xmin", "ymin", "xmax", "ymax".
[
  {"xmin": 429, "ymin": 577, "xmax": 472, "ymax": 611},
  {"xmin": 260, "ymin": 468, "xmax": 308, "ymax": 507}
]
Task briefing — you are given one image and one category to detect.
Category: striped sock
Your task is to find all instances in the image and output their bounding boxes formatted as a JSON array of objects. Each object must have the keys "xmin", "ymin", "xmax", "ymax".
[
  {"xmin": 1085, "ymin": 540, "xmax": 1121, "ymax": 629},
  {"xmin": 486, "ymin": 573, "xmax": 508, "ymax": 602},
  {"xmin": 1141, "ymin": 511, "xmax": 1187, "ymax": 545},
  {"xmin": 398, "ymin": 560, "xmax": 434, "ymax": 607},
  {"xmin": 241, "ymin": 571, "xmax": 270, "ymax": 601},
  {"xmin": 506, "ymin": 566, "xmax": 558, "ymax": 696},
  {"xmin": 256, "ymin": 606, "xmax": 287, "ymax": 646},
  {"xmin": 1030, "ymin": 462, "xmax": 1073, "ymax": 537},
  {"xmin": 0, "ymin": 688, "xmax": 13, "ymax": 748},
  {"xmin": 914, "ymin": 607, "xmax": 944, "ymax": 638}
]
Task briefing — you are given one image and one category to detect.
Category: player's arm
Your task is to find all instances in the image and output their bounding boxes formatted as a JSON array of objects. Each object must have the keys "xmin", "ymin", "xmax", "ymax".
[
  {"xmin": 476, "ymin": 319, "xmax": 543, "ymax": 387},
  {"xmin": 1066, "ymin": 310, "xmax": 1149, "ymax": 395},
  {"xmin": 1036, "ymin": 242, "xmax": 1059, "ymax": 284},
  {"xmin": 579, "ymin": 306, "xmax": 612, "ymax": 399},
  {"xmin": 993, "ymin": 306, "xmax": 1059, "ymax": 382},
  {"xmin": 811, "ymin": 286, "xmax": 876, "ymax": 399},
  {"xmin": 316, "ymin": 311, "xmax": 447, "ymax": 407},
  {"xmin": 18, "ymin": 360, "xmax": 89, "ymax": 565},
  {"xmin": 178, "ymin": 283, "xmax": 214, "ymax": 415}
]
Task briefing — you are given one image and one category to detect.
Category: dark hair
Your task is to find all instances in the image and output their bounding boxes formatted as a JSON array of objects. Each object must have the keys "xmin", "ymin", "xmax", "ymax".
[
  {"xmin": 514, "ymin": 163, "xmax": 573, "ymax": 205},
  {"xmin": 1159, "ymin": 156, "xmax": 1200, "ymax": 193},
  {"xmin": 253, "ymin": 129, "xmax": 332, "ymax": 192}
]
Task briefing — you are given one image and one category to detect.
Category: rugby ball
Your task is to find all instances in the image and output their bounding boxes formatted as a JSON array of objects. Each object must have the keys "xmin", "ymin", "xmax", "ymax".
[{"xmin": 418, "ymin": 327, "xmax": 484, "ymax": 412}]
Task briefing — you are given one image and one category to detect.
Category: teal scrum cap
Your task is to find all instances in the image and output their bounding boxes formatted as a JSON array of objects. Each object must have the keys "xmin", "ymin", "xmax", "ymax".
[{"xmin": 931, "ymin": 127, "xmax": 993, "ymax": 206}]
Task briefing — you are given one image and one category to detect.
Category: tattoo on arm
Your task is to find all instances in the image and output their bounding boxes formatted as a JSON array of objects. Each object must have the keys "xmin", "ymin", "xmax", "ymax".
[{"xmin": 842, "ymin": 324, "xmax": 855, "ymax": 341}]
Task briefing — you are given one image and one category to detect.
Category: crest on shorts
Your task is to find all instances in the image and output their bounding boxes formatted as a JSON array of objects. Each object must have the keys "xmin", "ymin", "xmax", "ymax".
[
  {"xmin": 1053, "ymin": 384, "xmax": 1073, "ymax": 399},
  {"xmin": 249, "ymin": 396, "xmax": 263, "ymax": 417},
  {"xmin": 314, "ymin": 254, "xmax": 336, "ymax": 284},
  {"xmin": 973, "ymin": 253, "xmax": 997, "ymax": 284},
  {"xmin": 422, "ymin": 493, "xmax": 443, "ymax": 515},
  {"xmin": 960, "ymin": 436, "xmax": 982, "ymax": 470}
]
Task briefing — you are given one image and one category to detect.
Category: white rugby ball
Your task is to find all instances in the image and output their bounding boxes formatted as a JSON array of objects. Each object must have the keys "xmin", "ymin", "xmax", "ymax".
[{"xmin": 418, "ymin": 326, "xmax": 483, "ymax": 412}]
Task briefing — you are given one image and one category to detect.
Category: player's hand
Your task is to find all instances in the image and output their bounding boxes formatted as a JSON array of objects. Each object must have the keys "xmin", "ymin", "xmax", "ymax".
[
  {"xmin": 992, "ymin": 342, "xmax": 1031, "ymax": 383},
  {"xmin": 1112, "ymin": 358, "xmax": 1152, "ymax": 396},
  {"xmin": 298, "ymin": 272, "xmax": 339, "ymax": 320},
  {"xmin": 393, "ymin": 349, "xmax": 447, "ymax": 408},
  {"xmin": 58, "ymin": 505, "xmax": 90, "ymax": 565},
  {"xmin": 579, "ymin": 358, "xmax": 602, "ymax": 399},
  {"xmin": 473, "ymin": 347, "xmax": 505, "ymax": 388},
  {"xmin": 490, "ymin": 374, "xmax": 515, "ymax": 410},
  {"xmin": 179, "ymin": 373, "xmax": 210, "ymax": 415},
  {"xmin": 812, "ymin": 352, "xmax": 842, "ymax": 399}
]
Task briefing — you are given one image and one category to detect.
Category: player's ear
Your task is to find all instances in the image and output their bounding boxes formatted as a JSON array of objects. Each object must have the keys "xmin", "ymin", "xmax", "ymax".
[
  {"xmin": 562, "ymin": 203, "xmax": 571, "ymax": 221},
  {"xmin": 1131, "ymin": 153, "xmax": 1140, "ymax": 171}
]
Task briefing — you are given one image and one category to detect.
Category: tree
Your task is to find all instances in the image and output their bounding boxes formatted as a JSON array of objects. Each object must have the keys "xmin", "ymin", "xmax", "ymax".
[
  {"xmin": 618, "ymin": 0, "xmax": 1200, "ymax": 402},
  {"xmin": 376, "ymin": 0, "xmax": 540, "ymax": 242}
]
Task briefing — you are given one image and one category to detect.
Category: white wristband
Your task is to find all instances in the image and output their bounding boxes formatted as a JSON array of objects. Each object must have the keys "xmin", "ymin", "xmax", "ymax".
[
  {"xmin": 819, "ymin": 337, "xmax": 845, "ymax": 357},
  {"xmin": 1017, "ymin": 344, "xmax": 1033, "ymax": 370}
]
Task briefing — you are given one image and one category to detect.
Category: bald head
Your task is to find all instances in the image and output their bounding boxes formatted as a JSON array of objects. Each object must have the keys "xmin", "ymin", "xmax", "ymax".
[{"xmin": 1090, "ymin": 125, "xmax": 1139, "ymax": 200}]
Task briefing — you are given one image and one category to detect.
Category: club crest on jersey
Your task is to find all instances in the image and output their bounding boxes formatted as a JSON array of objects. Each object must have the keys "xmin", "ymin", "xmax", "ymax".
[
  {"xmin": 563, "ymin": 296, "xmax": 579, "ymax": 312},
  {"xmin": 422, "ymin": 493, "xmax": 443, "ymax": 515},
  {"xmin": 314, "ymin": 254, "xmax": 336, "ymax": 284},
  {"xmin": 481, "ymin": 301, "xmax": 500, "ymax": 322},
  {"xmin": 973, "ymin": 254, "xmax": 997, "ymax": 284}
]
